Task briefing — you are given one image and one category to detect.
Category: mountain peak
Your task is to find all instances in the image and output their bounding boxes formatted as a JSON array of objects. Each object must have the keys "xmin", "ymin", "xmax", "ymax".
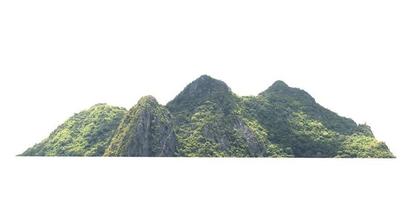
[
  {"xmin": 197, "ymin": 74, "xmax": 214, "ymax": 80},
  {"xmin": 105, "ymin": 95, "xmax": 176, "ymax": 157},
  {"xmin": 138, "ymin": 95, "xmax": 158, "ymax": 104},
  {"xmin": 265, "ymin": 80, "xmax": 290, "ymax": 92},
  {"xmin": 260, "ymin": 80, "xmax": 317, "ymax": 105},
  {"xmin": 118, "ymin": 96, "xmax": 162, "ymax": 120},
  {"xmin": 167, "ymin": 75, "xmax": 235, "ymax": 113},
  {"xmin": 192, "ymin": 74, "xmax": 228, "ymax": 88},
  {"xmin": 272, "ymin": 80, "xmax": 289, "ymax": 88},
  {"xmin": 191, "ymin": 74, "xmax": 231, "ymax": 93},
  {"xmin": 130, "ymin": 95, "xmax": 159, "ymax": 109},
  {"xmin": 168, "ymin": 75, "xmax": 231, "ymax": 102}
]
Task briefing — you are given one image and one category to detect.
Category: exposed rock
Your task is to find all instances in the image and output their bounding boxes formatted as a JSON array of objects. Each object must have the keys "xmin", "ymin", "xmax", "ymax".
[
  {"xmin": 104, "ymin": 96, "xmax": 176, "ymax": 157},
  {"xmin": 234, "ymin": 119, "xmax": 265, "ymax": 156}
]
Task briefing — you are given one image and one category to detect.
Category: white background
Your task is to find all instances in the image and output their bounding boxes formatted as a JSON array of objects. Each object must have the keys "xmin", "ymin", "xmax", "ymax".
[{"xmin": 0, "ymin": 1, "xmax": 411, "ymax": 199}]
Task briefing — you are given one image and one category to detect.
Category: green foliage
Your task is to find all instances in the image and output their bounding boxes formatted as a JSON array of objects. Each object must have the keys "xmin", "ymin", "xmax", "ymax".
[
  {"xmin": 166, "ymin": 76, "xmax": 244, "ymax": 157},
  {"xmin": 288, "ymin": 112, "xmax": 341, "ymax": 157},
  {"xmin": 167, "ymin": 75, "xmax": 237, "ymax": 116},
  {"xmin": 353, "ymin": 124, "xmax": 374, "ymax": 136},
  {"xmin": 21, "ymin": 104, "xmax": 126, "ymax": 156},
  {"xmin": 104, "ymin": 96, "xmax": 176, "ymax": 157},
  {"xmin": 337, "ymin": 135, "xmax": 394, "ymax": 158},
  {"xmin": 176, "ymin": 132, "xmax": 225, "ymax": 157},
  {"xmin": 241, "ymin": 95, "xmax": 293, "ymax": 146},
  {"xmin": 173, "ymin": 100, "xmax": 249, "ymax": 157},
  {"xmin": 237, "ymin": 102, "xmax": 292, "ymax": 157},
  {"xmin": 22, "ymin": 75, "xmax": 394, "ymax": 158},
  {"xmin": 241, "ymin": 83, "xmax": 389, "ymax": 157},
  {"xmin": 168, "ymin": 76, "xmax": 292, "ymax": 157},
  {"xmin": 260, "ymin": 81, "xmax": 357, "ymax": 134}
]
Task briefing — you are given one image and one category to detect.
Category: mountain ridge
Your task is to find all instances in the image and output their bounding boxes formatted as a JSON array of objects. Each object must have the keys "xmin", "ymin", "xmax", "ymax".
[{"xmin": 21, "ymin": 75, "xmax": 394, "ymax": 158}]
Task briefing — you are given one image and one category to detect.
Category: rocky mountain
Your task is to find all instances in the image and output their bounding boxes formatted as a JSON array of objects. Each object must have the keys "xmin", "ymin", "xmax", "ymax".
[
  {"xmin": 104, "ymin": 96, "xmax": 176, "ymax": 157},
  {"xmin": 166, "ymin": 75, "xmax": 288, "ymax": 157},
  {"xmin": 21, "ymin": 75, "xmax": 394, "ymax": 158}
]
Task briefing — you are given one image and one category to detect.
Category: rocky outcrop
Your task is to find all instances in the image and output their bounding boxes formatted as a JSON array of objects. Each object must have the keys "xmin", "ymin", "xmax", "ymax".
[
  {"xmin": 234, "ymin": 119, "xmax": 266, "ymax": 157},
  {"xmin": 104, "ymin": 96, "xmax": 176, "ymax": 157}
]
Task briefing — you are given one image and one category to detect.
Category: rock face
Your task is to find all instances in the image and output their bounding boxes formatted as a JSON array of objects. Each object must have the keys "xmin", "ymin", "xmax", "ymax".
[
  {"xmin": 233, "ymin": 119, "xmax": 266, "ymax": 156},
  {"xmin": 21, "ymin": 75, "xmax": 394, "ymax": 158},
  {"xmin": 104, "ymin": 96, "xmax": 176, "ymax": 157}
]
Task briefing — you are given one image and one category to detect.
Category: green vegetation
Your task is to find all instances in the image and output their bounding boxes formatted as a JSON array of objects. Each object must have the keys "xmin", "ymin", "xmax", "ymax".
[
  {"xmin": 21, "ymin": 75, "xmax": 394, "ymax": 158},
  {"xmin": 167, "ymin": 75, "xmax": 290, "ymax": 157},
  {"xmin": 21, "ymin": 104, "xmax": 126, "ymax": 156},
  {"xmin": 337, "ymin": 135, "xmax": 394, "ymax": 158},
  {"xmin": 260, "ymin": 80, "xmax": 357, "ymax": 134},
  {"xmin": 104, "ymin": 96, "xmax": 176, "ymax": 157}
]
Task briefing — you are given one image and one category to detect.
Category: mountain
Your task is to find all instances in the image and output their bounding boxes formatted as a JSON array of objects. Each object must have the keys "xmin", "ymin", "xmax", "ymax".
[
  {"xmin": 260, "ymin": 80, "xmax": 357, "ymax": 134},
  {"xmin": 21, "ymin": 75, "xmax": 394, "ymax": 158},
  {"xmin": 241, "ymin": 80, "xmax": 393, "ymax": 157},
  {"xmin": 167, "ymin": 75, "xmax": 286, "ymax": 157},
  {"xmin": 104, "ymin": 96, "xmax": 176, "ymax": 157},
  {"xmin": 21, "ymin": 104, "xmax": 126, "ymax": 156}
]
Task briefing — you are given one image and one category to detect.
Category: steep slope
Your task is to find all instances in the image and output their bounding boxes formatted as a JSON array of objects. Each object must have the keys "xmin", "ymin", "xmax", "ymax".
[
  {"xmin": 21, "ymin": 104, "xmax": 126, "ymax": 156},
  {"xmin": 242, "ymin": 81, "xmax": 393, "ymax": 157},
  {"xmin": 104, "ymin": 96, "xmax": 176, "ymax": 157},
  {"xmin": 260, "ymin": 80, "xmax": 357, "ymax": 134},
  {"xmin": 337, "ymin": 133, "xmax": 394, "ymax": 158},
  {"xmin": 167, "ymin": 75, "xmax": 288, "ymax": 157}
]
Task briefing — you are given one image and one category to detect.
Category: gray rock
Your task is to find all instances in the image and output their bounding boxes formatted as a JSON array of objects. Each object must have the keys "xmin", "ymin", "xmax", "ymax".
[{"xmin": 105, "ymin": 96, "xmax": 176, "ymax": 157}]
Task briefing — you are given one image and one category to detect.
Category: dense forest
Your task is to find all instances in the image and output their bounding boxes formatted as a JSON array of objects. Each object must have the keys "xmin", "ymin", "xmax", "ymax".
[{"xmin": 21, "ymin": 75, "xmax": 394, "ymax": 158}]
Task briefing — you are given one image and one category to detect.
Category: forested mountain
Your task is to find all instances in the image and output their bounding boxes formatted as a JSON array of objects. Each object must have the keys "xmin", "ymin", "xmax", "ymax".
[
  {"xmin": 22, "ymin": 104, "xmax": 126, "ymax": 156},
  {"xmin": 21, "ymin": 75, "xmax": 394, "ymax": 158}
]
